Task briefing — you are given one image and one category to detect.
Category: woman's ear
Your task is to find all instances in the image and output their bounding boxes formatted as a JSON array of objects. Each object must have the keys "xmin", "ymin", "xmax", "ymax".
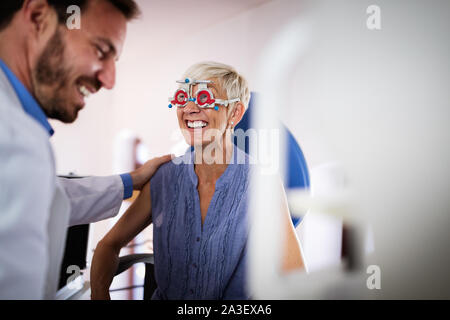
[{"xmin": 230, "ymin": 102, "xmax": 246, "ymax": 128}]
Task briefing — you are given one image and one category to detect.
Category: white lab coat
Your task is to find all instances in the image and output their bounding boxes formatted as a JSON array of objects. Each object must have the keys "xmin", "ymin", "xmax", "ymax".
[{"xmin": 0, "ymin": 68, "xmax": 124, "ymax": 299}]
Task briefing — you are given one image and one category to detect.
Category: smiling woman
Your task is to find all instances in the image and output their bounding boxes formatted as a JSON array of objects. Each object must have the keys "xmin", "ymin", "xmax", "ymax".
[
  {"xmin": 172, "ymin": 62, "xmax": 249, "ymax": 152},
  {"xmin": 90, "ymin": 61, "xmax": 305, "ymax": 300}
]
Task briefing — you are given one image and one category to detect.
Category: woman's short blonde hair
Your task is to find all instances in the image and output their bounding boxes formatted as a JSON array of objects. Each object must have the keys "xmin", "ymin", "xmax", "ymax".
[{"xmin": 182, "ymin": 61, "xmax": 251, "ymax": 111}]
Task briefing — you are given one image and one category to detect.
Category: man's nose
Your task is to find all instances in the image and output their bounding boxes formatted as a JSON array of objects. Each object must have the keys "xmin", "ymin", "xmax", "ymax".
[{"xmin": 97, "ymin": 59, "xmax": 116, "ymax": 90}]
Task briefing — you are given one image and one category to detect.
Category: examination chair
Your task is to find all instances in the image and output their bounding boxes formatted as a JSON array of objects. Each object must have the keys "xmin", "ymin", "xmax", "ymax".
[{"xmin": 112, "ymin": 93, "xmax": 310, "ymax": 299}]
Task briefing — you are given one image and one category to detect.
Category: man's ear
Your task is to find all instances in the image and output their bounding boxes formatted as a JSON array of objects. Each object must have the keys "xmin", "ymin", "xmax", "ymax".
[{"xmin": 22, "ymin": 0, "xmax": 58, "ymax": 37}]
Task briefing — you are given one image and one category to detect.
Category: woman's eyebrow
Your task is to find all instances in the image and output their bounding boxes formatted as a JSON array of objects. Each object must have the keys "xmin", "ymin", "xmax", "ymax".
[{"xmin": 208, "ymin": 84, "xmax": 218, "ymax": 94}]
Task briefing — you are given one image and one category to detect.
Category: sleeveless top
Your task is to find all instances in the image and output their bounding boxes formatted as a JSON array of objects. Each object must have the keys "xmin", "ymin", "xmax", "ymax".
[{"xmin": 150, "ymin": 145, "xmax": 251, "ymax": 299}]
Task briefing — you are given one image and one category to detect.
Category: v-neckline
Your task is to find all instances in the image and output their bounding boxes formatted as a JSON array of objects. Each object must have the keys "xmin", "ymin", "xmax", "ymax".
[
  {"xmin": 187, "ymin": 146, "xmax": 237, "ymax": 233},
  {"xmin": 195, "ymin": 185, "xmax": 218, "ymax": 232}
]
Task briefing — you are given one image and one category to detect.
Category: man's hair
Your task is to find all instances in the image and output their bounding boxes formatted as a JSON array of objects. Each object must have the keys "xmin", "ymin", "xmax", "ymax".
[
  {"xmin": 182, "ymin": 61, "xmax": 251, "ymax": 111},
  {"xmin": 0, "ymin": 0, "xmax": 140, "ymax": 31}
]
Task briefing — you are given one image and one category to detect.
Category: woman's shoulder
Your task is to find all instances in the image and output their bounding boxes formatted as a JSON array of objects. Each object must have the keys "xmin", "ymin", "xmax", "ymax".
[
  {"xmin": 152, "ymin": 156, "xmax": 180, "ymax": 180},
  {"xmin": 232, "ymin": 146, "xmax": 252, "ymax": 166},
  {"xmin": 149, "ymin": 153, "xmax": 192, "ymax": 208},
  {"xmin": 231, "ymin": 147, "xmax": 253, "ymax": 181},
  {"xmin": 150, "ymin": 152, "xmax": 192, "ymax": 187}
]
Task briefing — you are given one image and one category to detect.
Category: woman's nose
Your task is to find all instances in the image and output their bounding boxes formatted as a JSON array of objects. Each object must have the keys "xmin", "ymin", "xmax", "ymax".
[{"xmin": 183, "ymin": 100, "xmax": 200, "ymax": 113}]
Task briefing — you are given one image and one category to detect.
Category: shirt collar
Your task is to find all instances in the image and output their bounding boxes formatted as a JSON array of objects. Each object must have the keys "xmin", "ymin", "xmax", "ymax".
[
  {"xmin": 186, "ymin": 144, "xmax": 243, "ymax": 190},
  {"xmin": 0, "ymin": 59, "xmax": 54, "ymax": 136}
]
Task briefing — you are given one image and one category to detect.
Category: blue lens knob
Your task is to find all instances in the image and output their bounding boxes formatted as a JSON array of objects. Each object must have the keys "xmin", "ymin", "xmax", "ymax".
[
  {"xmin": 185, "ymin": 78, "xmax": 190, "ymax": 83},
  {"xmin": 168, "ymin": 104, "xmax": 173, "ymax": 108},
  {"xmin": 214, "ymin": 106, "xmax": 219, "ymax": 111}
]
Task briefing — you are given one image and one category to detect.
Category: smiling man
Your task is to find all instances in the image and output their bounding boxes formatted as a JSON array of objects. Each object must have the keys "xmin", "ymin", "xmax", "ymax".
[{"xmin": 0, "ymin": 0, "xmax": 172, "ymax": 299}]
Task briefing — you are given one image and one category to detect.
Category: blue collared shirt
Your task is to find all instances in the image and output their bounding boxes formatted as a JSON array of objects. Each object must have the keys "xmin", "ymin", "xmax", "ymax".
[
  {"xmin": 0, "ymin": 59, "xmax": 133, "ymax": 199},
  {"xmin": 0, "ymin": 59, "xmax": 54, "ymax": 136}
]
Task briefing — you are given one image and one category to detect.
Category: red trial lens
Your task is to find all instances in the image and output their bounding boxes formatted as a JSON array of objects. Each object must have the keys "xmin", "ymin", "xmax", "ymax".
[
  {"xmin": 172, "ymin": 89, "xmax": 188, "ymax": 106},
  {"xmin": 196, "ymin": 90, "xmax": 215, "ymax": 107}
]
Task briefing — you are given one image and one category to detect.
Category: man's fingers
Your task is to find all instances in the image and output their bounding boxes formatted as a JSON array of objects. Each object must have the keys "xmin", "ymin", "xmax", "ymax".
[
  {"xmin": 153, "ymin": 154, "xmax": 174, "ymax": 166},
  {"xmin": 131, "ymin": 154, "xmax": 175, "ymax": 190}
]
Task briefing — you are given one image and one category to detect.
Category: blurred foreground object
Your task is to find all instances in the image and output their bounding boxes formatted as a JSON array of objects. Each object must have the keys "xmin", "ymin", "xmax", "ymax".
[{"xmin": 248, "ymin": 0, "xmax": 450, "ymax": 299}]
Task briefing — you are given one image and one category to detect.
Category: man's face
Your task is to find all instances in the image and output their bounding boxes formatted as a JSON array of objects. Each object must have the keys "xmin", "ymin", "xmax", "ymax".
[{"xmin": 32, "ymin": 0, "xmax": 127, "ymax": 123}]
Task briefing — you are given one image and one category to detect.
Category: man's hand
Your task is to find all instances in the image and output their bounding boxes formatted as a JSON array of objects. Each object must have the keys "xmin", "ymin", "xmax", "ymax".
[{"xmin": 129, "ymin": 154, "xmax": 173, "ymax": 190}]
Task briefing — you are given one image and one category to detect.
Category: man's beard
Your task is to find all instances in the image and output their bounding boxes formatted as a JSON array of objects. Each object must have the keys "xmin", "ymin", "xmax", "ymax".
[{"xmin": 32, "ymin": 28, "xmax": 80, "ymax": 123}]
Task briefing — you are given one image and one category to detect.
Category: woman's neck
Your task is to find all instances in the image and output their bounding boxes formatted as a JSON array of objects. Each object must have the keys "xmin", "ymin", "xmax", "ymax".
[{"xmin": 194, "ymin": 138, "xmax": 234, "ymax": 184}]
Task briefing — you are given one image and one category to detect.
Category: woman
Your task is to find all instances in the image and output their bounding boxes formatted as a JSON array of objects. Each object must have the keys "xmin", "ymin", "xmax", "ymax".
[{"xmin": 90, "ymin": 61, "xmax": 304, "ymax": 300}]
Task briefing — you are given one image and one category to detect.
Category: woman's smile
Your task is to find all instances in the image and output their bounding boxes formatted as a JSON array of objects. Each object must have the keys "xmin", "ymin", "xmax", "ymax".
[{"xmin": 185, "ymin": 120, "xmax": 209, "ymax": 129}]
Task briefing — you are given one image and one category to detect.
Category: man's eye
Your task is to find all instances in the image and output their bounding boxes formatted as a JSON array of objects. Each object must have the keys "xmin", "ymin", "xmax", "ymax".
[{"xmin": 95, "ymin": 46, "xmax": 106, "ymax": 59}]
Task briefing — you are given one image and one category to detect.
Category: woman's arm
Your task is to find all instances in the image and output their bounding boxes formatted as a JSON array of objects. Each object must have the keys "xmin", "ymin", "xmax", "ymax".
[
  {"xmin": 279, "ymin": 180, "xmax": 306, "ymax": 273},
  {"xmin": 90, "ymin": 182, "xmax": 153, "ymax": 300}
]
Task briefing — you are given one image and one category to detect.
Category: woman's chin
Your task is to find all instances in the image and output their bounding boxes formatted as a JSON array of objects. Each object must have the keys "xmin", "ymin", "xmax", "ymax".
[
  {"xmin": 181, "ymin": 131, "xmax": 219, "ymax": 148},
  {"xmin": 191, "ymin": 139, "xmax": 214, "ymax": 149},
  {"xmin": 182, "ymin": 136, "xmax": 202, "ymax": 147}
]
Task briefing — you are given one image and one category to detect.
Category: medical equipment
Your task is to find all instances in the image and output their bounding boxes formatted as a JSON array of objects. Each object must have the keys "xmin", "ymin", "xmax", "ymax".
[{"xmin": 168, "ymin": 78, "xmax": 240, "ymax": 111}]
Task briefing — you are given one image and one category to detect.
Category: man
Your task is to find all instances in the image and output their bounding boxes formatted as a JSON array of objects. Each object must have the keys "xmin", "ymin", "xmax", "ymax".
[{"xmin": 0, "ymin": 0, "xmax": 171, "ymax": 299}]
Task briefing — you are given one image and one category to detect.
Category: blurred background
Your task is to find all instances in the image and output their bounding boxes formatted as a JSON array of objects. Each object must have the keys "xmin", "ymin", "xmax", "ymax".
[{"xmin": 50, "ymin": 0, "xmax": 450, "ymax": 299}]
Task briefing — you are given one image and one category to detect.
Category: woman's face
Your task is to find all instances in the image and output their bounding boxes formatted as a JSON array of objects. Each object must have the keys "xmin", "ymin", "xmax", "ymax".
[{"xmin": 176, "ymin": 78, "xmax": 231, "ymax": 147}]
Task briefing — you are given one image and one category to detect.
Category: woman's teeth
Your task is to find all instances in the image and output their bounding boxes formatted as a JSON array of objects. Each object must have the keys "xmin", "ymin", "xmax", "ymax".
[
  {"xmin": 187, "ymin": 121, "xmax": 208, "ymax": 128},
  {"xmin": 78, "ymin": 85, "xmax": 91, "ymax": 98}
]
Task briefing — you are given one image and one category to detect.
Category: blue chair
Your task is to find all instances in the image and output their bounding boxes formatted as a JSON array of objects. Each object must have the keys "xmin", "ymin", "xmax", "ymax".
[{"xmin": 234, "ymin": 93, "xmax": 310, "ymax": 227}]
